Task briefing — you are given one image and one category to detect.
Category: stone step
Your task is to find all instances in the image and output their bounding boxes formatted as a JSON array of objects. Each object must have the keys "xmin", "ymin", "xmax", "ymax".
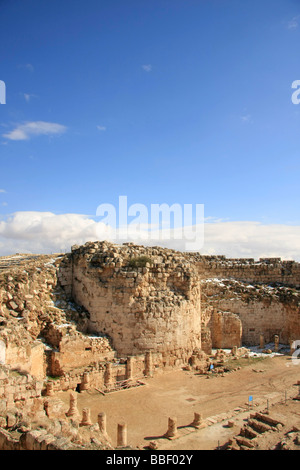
[
  {"xmin": 240, "ymin": 425, "xmax": 258, "ymax": 439},
  {"xmin": 248, "ymin": 418, "xmax": 274, "ymax": 433},
  {"xmin": 235, "ymin": 436, "xmax": 255, "ymax": 449},
  {"xmin": 252, "ymin": 412, "xmax": 286, "ymax": 428}
]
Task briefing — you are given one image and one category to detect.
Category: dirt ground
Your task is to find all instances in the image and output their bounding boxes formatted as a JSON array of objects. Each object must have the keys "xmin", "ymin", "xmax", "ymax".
[{"xmin": 57, "ymin": 354, "xmax": 300, "ymax": 450}]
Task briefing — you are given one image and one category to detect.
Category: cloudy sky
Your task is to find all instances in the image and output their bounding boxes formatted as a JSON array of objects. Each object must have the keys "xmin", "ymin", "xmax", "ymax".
[{"xmin": 1, "ymin": 0, "xmax": 300, "ymax": 260}]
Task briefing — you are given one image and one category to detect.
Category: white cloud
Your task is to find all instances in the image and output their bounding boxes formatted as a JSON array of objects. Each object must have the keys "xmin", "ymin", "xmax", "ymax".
[
  {"xmin": 202, "ymin": 221, "xmax": 300, "ymax": 260},
  {"xmin": 288, "ymin": 16, "xmax": 300, "ymax": 29},
  {"xmin": 0, "ymin": 212, "xmax": 106, "ymax": 254},
  {"xmin": 0, "ymin": 211, "xmax": 300, "ymax": 261},
  {"xmin": 97, "ymin": 125, "xmax": 106, "ymax": 131},
  {"xmin": 0, "ymin": 189, "xmax": 6, "ymax": 194},
  {"xmin": 241, "ymin": 114, "xmax": 252, "ymax": 123},
  {"xmin": 25, "ymin": 63, "xmax": 34, "ymax": 72},
  {"xmin": 142, "ymin": 64, "xmax": 152, "ymax": 72},
  {"xmin": 18, "ymin": 63, "xmax": 34, "ymax": 72},
  {"xmin": 2, "ymin": 121, "xmax": 67, "ymax": 141},
  {"xmin": 23, "ymin": 93, "xmax": 37, "ymax": 103}
]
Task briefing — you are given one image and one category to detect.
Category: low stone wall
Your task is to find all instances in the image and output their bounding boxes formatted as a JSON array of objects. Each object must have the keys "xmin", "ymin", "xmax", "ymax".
[
  {"xmin": 46, "ymin": 328, "xmax": 116, "ymax": 377},
  {"xmin": 192, "ymin": 255, "xmax": 300, "ymax": 288},
  {"xmin": 0, "ymin": 426, "xmax": 82, "ymax": 450},
  {"xmin": 0, "ymin": 365, "xmax": 43, "ymax": 412},
  {"xmin": 45, "ymin": 351, "xmax": 172, "ymax": 394},
  {"xmin": 19, "ymin": 429, "xmax": 79, "ymax": 450}
]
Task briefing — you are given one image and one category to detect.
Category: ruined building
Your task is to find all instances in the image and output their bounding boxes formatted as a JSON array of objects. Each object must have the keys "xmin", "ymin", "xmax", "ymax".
[{"xmin": 0, "ymin": 240, "xmax": 299, "ymax": 449}]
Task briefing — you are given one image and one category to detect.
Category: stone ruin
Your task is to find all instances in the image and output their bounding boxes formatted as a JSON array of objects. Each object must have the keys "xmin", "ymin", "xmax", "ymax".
[{"xmin": 0, "ymin": 240, "xmax": 300, "ymax": 449}]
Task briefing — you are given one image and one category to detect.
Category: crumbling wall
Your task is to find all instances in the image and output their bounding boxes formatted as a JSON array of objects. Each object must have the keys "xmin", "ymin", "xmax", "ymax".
[
  {"xmin": 46, "ymin": 350, "xmax": 175, "ymax": 394},
  {"xmin": 55, "ymin": 254, "xmax": 72, "ymax": 297},
  {"xmin": 201, "ymin": 278, "xmax": 300, "ymax": 346},
  {"xmin": 47, "ymin": 326, "xmax": 115, "ymax": 377},
  {"xmin": 192, "ymin": 255, "xmax": 300, "ymax": 289},
  {"xmin": 0, "ymin": 365, "xmax": 43, "ymax": 414},
  {"xmin": 216, "ymin": 298, "xmax": 300, "ymax": 345},
  {"xmin": 0, "ymin": 363, "xmax": 112, "ymax": 450},
  {"xmin": 209, "ymin": 310, "xmax": 242, "ymax": 349},
  {"xmin": 1, "ymin": 243, "xmax": 300, "ymax": 393},
  {"xmin": 0, "ymin": 254, "xmax": 99, "ymax": 380},
  {"xmin": 69, "ymin": 242, "xmax": 202, "ymax": 362},
  {"xmin": 5, "ymin": 340, "xmax": 45, "ymax": 380}
]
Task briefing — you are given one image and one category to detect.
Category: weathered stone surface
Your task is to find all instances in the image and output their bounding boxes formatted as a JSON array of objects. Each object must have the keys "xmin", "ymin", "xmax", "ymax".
[
  {"xmin": 71, "ymin": 242, "xmax": 202, "ymax": 360},
  {"xmin": 0, "ymin": 243, "xmax": 300, "ymax": 451}
]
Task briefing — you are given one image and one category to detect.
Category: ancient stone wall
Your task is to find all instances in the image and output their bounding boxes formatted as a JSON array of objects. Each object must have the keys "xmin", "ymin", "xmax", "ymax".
[
  {"xmin": 56, "ymin": 244, "xmax": 300, "ymax": 354},
  {"xmin": 44, "ymin": 350, "xmax": 165, "ymax": 396},
  {"xmin": 0, "ymin": 362, "xmax": 112, "ymax": 450},
  {"xmin": 209, "ymin": 310, "xmax": 242, "ymax": 349},
  {"xmin": 216, "ymin": 298, "xmax": 300, "ymax": 346},
  {"xmin": 1, "ymin": 243, "xmax": 300, "ymax": 400},
  {"xmin": 1, "ymin": 243, "xmax": 300, "ymax": 452},
  {"xmin": 55, "ymin": 254, "xmax": 72, "ymax": 297},
  {"xmin": 191, "ymin": 255, "xmax": 300, "ymax": 288},
  {"xmin": 5, "ymin": 340, "xmax": 45, "ymax": 380},
  {"xmin": 48, "ymin": 328, "xmax": 115, "ymax": 377},
  {"xmin": 0, "ymin": 365, "xmax": 43, "ymax": 415},
  {"xmin": 0, "ymin": 254, "xmax": 105, "ymax": 380},
  {"xmin": 69, "ymin": 242, "xmax": 202, "ymax": 362},
  {"xmin": 201, "ymin": 278, "xmax": 300, "ymax": 347}
]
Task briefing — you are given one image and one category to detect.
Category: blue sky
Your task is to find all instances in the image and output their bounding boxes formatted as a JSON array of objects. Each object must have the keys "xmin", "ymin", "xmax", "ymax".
[{"xmin": 1, "ymin": 0, "xmax": 300, "ymax": 258}]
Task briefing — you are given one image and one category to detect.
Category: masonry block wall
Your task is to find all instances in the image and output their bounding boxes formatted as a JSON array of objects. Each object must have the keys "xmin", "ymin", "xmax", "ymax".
[
  {"xmin": 55, "ymin": 243, "xmax": 300, "ymax": 355},
  {"xmin": 209, "ymin": 310, "xmax": 242, "ymax": 349},
  {"xmin": 192, "ymin": 255, "xmax": 300, "ymax": 288},
  {"xmin": 200, "ymin": 277, "xmax": 300, "ymax": 347},
  {"xmin": 69, "ymin": 242, "xmax": 202, "ymax": 362}
]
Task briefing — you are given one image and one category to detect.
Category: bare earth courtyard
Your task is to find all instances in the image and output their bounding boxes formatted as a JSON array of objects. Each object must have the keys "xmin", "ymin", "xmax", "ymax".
[{"xmin": 57, "ymin": 355, "xmax": 300, "ymax": 450}]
